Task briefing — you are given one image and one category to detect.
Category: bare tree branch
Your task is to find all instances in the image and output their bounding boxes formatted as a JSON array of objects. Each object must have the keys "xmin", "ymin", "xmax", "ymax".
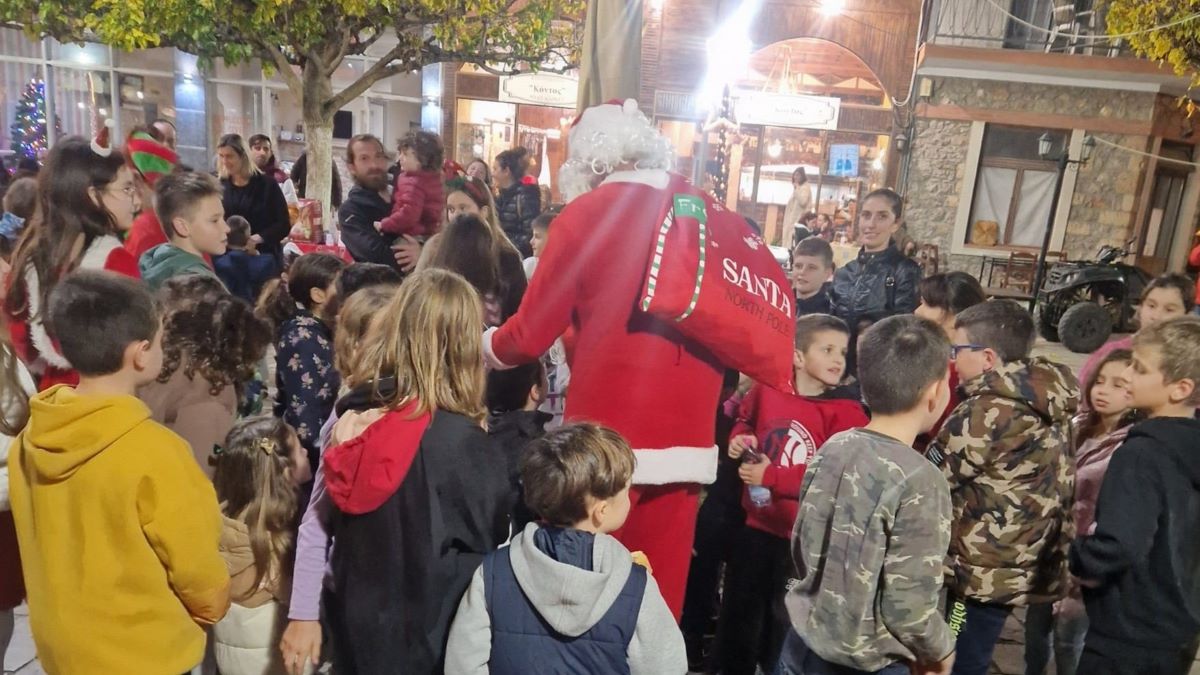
[
  {"xmin": 258, "ymin": 39, "xmax": 305, "ymax": 100},
  {"xmin": 324, "ymin": 42, "xmax": 414, "ymax": 113}
]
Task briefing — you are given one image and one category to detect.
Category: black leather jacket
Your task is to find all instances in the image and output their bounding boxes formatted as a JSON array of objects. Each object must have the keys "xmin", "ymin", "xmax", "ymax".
[
  {"xmin": 495, "ymin": 182, "xmax": 541, "ymax": 257},
  {"xmin": 831, "ymin": 244, "xmax": 922, "ymax": 329}
]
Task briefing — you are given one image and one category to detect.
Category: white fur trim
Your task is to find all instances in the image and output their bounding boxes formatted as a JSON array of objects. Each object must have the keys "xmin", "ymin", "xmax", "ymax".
[
  {"xmin": 483, "ymin": 327, "xmax": 514, "ymax": 371},
  {"xmin": 78, "ymin": 235, "xmax": 123, "ymax": 270},
  {"xmin": 602, "ymin": 169, "xmax": 670, "ymax": 190},
  {"xmin": 631, "ymin": 445, "xmax": 718, "ymax": 486},
  {"xmin": 23, "ymin": 266, "xmax": 70, "ymax": 371},
  {"xmin": 24, "ymin": 236, "xmax": 126, "ymax": 372}
]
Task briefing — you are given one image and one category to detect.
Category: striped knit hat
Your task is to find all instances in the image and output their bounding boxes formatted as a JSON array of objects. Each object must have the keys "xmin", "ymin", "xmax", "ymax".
[{"xmin": 125, "ymin": 131, "xmax": 178, "ymax": 186}]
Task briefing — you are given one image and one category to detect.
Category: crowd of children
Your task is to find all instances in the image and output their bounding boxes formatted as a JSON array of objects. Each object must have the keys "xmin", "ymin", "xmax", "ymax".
[{"xmin": 2, "ymin": 119, "xmax": 1200, "ymax": 675}]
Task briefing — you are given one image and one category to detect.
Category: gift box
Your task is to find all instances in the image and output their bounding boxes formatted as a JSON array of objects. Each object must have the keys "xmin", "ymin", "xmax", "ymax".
[{"xmin": 290, "ymin": 198, "xmax": 324, "ymax": 243}]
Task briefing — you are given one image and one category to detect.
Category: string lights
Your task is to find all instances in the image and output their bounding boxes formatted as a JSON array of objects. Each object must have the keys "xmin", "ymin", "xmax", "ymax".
[{"xmin": 10, "ymin": 78, "xmax": 60, "ymax": 160}]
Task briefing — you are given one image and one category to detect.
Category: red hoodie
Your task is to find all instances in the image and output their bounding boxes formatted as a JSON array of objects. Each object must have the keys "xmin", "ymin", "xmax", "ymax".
[
  {"xmin": 322, "ymin": 402, "xmax": 432, "ymax": 514},
  {"xmin": 377, "ymin": 170, "xmax": 444, "ymax": 239},
  {"xmin": 733, "ymin": 383, "xmax": 868, "ymax": 539}
]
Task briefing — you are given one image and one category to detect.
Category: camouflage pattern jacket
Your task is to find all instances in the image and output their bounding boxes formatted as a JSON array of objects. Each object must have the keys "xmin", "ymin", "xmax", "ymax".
[
  {"xmin": 928, "ymin": 357, "xmax": 1080, "ymax": 607},
  {"xmin": 787, "ymin": 429, "xmax": 955, "ymax": 671}
]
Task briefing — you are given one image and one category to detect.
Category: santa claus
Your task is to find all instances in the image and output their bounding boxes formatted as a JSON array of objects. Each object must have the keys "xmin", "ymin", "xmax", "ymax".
[{"xmin": 485, "ymin": 99, "xmax": 790, "ymax": 617}]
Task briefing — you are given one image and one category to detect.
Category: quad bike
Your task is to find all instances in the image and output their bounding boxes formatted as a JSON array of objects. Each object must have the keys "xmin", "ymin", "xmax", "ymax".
[{"xmin": 1034, "ymin": 241, "xmax": 1150, "ymax": 354}]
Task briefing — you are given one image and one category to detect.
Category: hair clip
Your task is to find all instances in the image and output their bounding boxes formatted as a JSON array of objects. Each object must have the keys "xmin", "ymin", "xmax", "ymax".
[
  {"xmin": 258, "ymin": 437, "xmax": 278, "ymax": 455},
  {"xmin": 212, "ymin": 443, "xmax": 224, "ymax": 456}
]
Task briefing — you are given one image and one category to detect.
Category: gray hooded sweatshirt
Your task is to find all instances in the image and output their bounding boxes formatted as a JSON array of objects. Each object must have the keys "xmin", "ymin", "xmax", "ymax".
[{"xmin": 444, "ymin": 522, "xmax": 687, "ymax": 674}]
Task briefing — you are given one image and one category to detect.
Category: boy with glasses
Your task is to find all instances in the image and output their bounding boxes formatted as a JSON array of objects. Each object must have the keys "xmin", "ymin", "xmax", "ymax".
[{"xmin": 926, "ymin": 299, "xmax": 1080, "ymax": 675}]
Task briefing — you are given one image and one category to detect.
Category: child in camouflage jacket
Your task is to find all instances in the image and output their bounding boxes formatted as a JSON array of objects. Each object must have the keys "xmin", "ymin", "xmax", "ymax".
[{"xmin": 926, "ymin": 300, "xmax": 1080, "ymax": 675}]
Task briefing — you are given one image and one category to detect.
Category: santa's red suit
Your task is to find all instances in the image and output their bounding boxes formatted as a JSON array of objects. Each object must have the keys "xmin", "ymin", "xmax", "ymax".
[
  {"xmin": 7, "ymin": 235, "xmax": 139, "ymax": 389},
  {"xmin": 485, "ymin": 169, "xmax": 723, "ymax": 617}
]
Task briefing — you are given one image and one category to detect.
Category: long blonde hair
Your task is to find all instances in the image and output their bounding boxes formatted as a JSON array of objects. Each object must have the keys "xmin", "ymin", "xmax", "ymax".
[
  {"xmin": 334, "ymin": 284, "xmax": 398, "ymax": 383},
  {"xmin": 352, "ymin": 269, "xmax": 486, "ymax": 422},
  {"xmin": 213, "ymin": 416, "xmax": 298, "ymax": 600}
]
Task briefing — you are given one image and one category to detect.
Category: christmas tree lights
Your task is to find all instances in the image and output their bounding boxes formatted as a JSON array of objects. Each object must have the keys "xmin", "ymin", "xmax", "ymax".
[{"xmin": 10, "ymin": 78, "xmax": 60, "ymax": 161}]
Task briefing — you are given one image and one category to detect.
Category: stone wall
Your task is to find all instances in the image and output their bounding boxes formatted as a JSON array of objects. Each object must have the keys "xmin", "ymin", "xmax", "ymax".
[
  {"xmin": 904, "ymin": 77, "xmax": 1154, "ymax": 276},
  {"xmin": 1065, "ymin": 133, "xmax": 1148, "ymax": 257},
  {"xmin": 905, "ymin": 117, "xmax": 974, "ymax": 272}
]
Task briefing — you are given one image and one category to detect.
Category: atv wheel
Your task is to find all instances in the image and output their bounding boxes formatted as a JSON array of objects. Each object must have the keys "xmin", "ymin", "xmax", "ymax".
[
  {"xmin": 1059, "ymin": 302, "xmax": 1113, "ymax": 354},
  {"xmin": 1035, "ymin": 304, "xmax": 1060, "ymax": 342}
]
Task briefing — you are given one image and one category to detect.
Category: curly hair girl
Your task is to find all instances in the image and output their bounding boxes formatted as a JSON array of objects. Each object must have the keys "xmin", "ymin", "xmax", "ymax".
[
  {"xmin": 140, "ymin": 274, "xmax": 272, "ymax": 477},
  {"xmin": 157, "ymin": 274, "xmax": 272, "ymax": 396}
]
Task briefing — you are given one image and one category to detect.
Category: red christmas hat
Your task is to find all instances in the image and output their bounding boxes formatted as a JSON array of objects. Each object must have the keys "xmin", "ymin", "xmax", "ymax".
[{"xmin": 91, "ymin": 118, "xmax": 115, "ymax": 157}]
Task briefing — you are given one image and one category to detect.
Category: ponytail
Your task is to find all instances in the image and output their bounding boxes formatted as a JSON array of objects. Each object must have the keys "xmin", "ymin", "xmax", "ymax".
[{"xmin": 254, "ymin": 253, "xmax": 347, "ymax": 331}]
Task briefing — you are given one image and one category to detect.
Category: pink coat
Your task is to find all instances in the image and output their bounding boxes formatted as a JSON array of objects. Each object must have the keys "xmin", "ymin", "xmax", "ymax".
[{"xmin": 1061, "ymin": 414, "xmax": 1131, "ymax": 617}]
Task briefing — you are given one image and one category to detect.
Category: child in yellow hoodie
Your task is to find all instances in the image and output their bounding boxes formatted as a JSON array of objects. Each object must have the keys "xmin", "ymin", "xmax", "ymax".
[{"xmin": 8, "ymin": 271, "xmax": 230, "ymax": 675}]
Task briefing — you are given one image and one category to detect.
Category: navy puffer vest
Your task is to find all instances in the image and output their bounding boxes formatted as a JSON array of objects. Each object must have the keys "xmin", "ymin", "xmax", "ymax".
[{"xmin": 483, "ymin": 545, "xmax": 646, "ymax": 674}]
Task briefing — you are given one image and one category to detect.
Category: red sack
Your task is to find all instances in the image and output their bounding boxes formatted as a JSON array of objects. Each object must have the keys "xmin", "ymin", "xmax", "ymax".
[{"xmin": 640, "ymin": 176, "xmax": 795, "ymax": 393}]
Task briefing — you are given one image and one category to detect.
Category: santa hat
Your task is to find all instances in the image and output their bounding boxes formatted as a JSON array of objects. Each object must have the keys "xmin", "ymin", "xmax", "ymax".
[
  {"xmin": 91, "ymin": 119, "xmax": 115, "ymax": 157},
  {"xmin": 126, "ymin": 132, "xmax": 178, "ymax": 186}
]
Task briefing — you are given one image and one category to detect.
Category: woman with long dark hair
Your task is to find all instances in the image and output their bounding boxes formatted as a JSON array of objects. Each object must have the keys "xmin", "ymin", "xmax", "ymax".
[
  {"xmin": 492, "ymin": 147, "xmax": 541, "ymax": 257},
  {"xmin": 218, "ymin": 133, "xmax": 290, "ymax": 262},
  {"xmin": 5, "ymin": 135, "xmax": 141, "ymax": 388}
]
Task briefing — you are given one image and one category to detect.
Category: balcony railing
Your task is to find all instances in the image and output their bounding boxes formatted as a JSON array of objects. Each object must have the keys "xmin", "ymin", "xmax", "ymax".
[{"xmin": 924, "ymin": 0, "xmax": 1132, "ymax": 58}]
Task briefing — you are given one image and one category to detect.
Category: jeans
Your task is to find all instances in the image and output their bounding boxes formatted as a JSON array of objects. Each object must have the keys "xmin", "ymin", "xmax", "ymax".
[
  {"xmin": 947, "ymin": 595, "xmax": 1013, "ymax": 675},
  {"xmin": 774, "ymin": 630, "xmax": 909, "ymax": 675},
  {"xmin": 1023, "ymin": 602, "xmax": 1087, "ymax": 675}
]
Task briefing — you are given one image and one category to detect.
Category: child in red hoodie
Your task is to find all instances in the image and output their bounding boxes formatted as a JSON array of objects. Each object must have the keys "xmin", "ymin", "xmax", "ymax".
[
  {"xmin": 714, "ymin": 313, "xmax": 869, "ymax": 675},
  {"xmin": 374, "ymin": 130, "xmax": 445, "ymax": 241}
]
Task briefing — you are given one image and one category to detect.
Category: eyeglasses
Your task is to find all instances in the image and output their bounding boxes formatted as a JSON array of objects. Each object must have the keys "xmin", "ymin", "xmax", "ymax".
[
  {"xmin": 108, "ymin": 184, "xmax": 138, "ymax": 199},
  {"xmin": 950, "ymin": 343, "xmax": 985, "ymax": 358}
]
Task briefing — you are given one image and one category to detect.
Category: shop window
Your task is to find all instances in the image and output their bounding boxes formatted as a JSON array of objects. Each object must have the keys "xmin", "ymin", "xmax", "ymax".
[
  {"xmin": 515, "ymin": 106, "xmax": 569, "ymax": 204},
  {"xmin": 53, "ymin": 67, "xmax": 113, "ymax": 138},
  {"xmin": 117, "ymin": 73, "xmax": 175, "ymax": 137},
  {"xmin": 48, "ymin": 39, "xmax": 111, "ymax": 67},
  {"xmin": 0, "ymin": 29, "xmax": 42, "ymax": 60},
  {"xmin": 657, "ymin": 119, "xmax": 700, "ymax": 182},
  {"xmin": 455, "ymin": 98, "xmax": 516, "ymax": 171},
  {"xmin": 966, "ymin": 124, "xmax": 1065, "ymax": 249},
  {"xmin": 212, "ymin": 82, "xmax": 264, "ymax": 144}
]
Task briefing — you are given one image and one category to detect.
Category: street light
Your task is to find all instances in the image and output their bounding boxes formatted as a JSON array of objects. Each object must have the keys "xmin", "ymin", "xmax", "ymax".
[{"xmin": 1028, "ymin": 132, "xmax": 1095, "ymax": 312}]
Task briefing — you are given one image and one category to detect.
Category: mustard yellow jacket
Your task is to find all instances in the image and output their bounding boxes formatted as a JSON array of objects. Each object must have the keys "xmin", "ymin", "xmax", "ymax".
[{"xmin": 8, "ymin": 386, "xmax": 230, "ymax": 674}]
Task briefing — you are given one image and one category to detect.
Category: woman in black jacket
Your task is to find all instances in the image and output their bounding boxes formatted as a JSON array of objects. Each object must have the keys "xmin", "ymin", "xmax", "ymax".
[
  {"xmin": 217, "ymin": 133, "xmax": 291, "ymax": 262},
  {"xmin": 831, "ymin": 188, "xmax": 922, "ymax": 371},
  {"xmin": 493, "ymin": 147, "xmax": 541, "ymax": 257}
]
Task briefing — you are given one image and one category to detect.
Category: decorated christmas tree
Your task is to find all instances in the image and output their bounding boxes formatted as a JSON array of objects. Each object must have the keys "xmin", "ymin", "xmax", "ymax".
[{"xmin": 10, "ymin": 79, "xmax": 60, "ymax": 161}]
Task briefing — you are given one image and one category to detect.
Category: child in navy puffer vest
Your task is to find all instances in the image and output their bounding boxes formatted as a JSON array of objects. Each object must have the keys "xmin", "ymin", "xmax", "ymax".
[{"xmin": 445, "ymin": 423, "xmax": 688, "ymax": 675}]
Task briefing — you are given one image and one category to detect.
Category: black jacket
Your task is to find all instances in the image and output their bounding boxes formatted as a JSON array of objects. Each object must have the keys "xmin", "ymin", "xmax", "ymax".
[
  {"xmin": 222, "ymin": 173, "xmax": 291, "ymax": 260},
  {"xmin": 795, "ymin": 282, "xmax": 834, "ymax": 317},
  {"xmin": 329, "ymin": 399, "xmax": 513, "ymax": 674},
  {"xmin": 1070, "ymin": 418, "xmax": 1200, "ymax": 653},
  {"xmin": 488, "ymin": 409, "xmax": 550, "ymax": 534},
  {"xmin": 338, "ymin": 185, "xmax": 398, "ymax": 269},
  {"xmin": 495, "ymin": 182, "xmax": 541, "ymax": 257},
  {"xmin": 290, "ymin": 152, "xmax": 343, "ymax": 208},
  {"xmin": 830, "ymin": 244, "xmax": 921, "ymax": 329}
]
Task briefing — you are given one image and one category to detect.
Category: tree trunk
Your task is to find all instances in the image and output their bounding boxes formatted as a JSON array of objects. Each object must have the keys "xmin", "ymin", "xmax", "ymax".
[{"xmin": 301, "ymin": 63, "xmax": 336, "ymax": 235}]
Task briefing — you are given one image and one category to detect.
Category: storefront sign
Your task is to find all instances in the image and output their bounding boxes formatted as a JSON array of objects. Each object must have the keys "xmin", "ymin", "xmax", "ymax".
[
  {"xmin": 499, "ymin": 73, "xmax": 579, "ymax": 108},
  {"xmin": 734, "ymin": 92, "xmax": 840, "ymax": 130}
]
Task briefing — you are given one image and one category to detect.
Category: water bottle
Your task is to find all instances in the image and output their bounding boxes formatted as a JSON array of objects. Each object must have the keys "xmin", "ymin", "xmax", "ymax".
[{"xmin": 748, "ymin": 485, "xmax": 772, "ymax": 508}]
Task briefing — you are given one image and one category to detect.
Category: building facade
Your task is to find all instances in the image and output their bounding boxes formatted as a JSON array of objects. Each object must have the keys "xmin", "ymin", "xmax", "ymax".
[
  {"xmin": 0, "ymin": 29, "xmax": 422, "ymax": 175},
  {"xmin": 906, "ymin": 0, "xmax": 1200, "ymax": 276}
]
